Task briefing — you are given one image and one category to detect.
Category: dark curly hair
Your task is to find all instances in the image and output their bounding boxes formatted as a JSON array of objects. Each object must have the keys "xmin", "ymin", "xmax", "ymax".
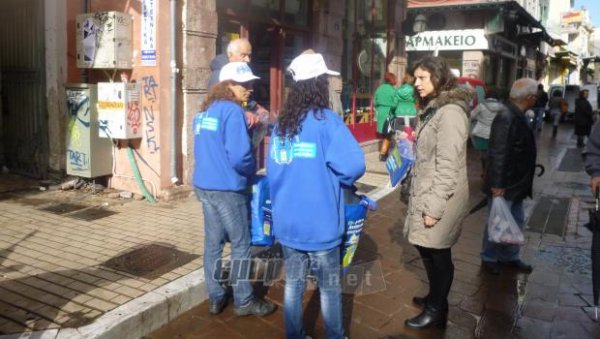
[
  {"xmin": 200, "ymin": 80, "xmax": 240, "ymax": 111},
  {"xmin": 411, "ymin": 56, "xmax": 456, "ymax": 106},
  {"xmin": 276, "ymin": 74, "xmax": 329, "ymax": 139}
]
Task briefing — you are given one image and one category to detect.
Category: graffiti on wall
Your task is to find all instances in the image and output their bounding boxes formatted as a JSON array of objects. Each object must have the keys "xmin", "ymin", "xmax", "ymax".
[
  {"xmin": 126, "ymin": 89, "xmax": 142, "ymax": 135},
  {"xmin": 141, "ymin": 75, "xmax": 160, "ymax": 154},
  {"xmin": 66, "ymin": 89, "xmax": 91, "ymax": 171}
]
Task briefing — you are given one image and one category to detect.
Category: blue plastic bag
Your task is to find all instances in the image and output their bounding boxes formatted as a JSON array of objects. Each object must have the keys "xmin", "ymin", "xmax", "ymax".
[
  {"xmin": 385, "ymin": 138, "xmax": 415, "ymax": 188},
  {"xmin": 250, "ymin": 176, "xmax": 274, "ymax": 246},
  {"xmin": 341, "ymin": 192, "xmax": 377, "ymax": 272}
]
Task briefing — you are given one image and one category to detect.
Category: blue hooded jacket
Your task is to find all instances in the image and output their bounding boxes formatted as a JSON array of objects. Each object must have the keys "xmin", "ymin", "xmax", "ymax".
[
  {"xmin": 267, "ymin": 109, "xmax": 365, "ymax": 251},
  {"xmin": 193, "ymin": 100, "xmax": 256, "ymax": 191}
]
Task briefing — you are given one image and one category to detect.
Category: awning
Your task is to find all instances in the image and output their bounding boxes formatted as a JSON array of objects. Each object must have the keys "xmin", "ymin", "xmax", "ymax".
[
  {"xmin": 552, "ymin": 50, "xmax": 578, "ymax": 66},
  {"xmin": 407, "ymin": 1, "xmax": 543, "ymax": 29},
  {"xmin": 518, "ymin": 31, "xmax": 567, "ymax": 47}
]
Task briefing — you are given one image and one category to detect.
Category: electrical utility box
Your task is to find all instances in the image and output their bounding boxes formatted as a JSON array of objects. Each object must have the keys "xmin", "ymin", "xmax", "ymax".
[
  {"xmin": 97, "ymin": 82, "xmax": 142, "ymax": 139},
  {"xmin": 65, "ymin": 84, "xmax": 113, "ymax": 178},
  {"xmin": 76, "ymin": 11, "xmax": 133, "ymax": 69}
]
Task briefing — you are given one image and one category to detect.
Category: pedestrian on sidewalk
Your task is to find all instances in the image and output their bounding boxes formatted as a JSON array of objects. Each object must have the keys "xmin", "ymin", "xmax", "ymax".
[
  {"xmin": 394, "ymin": 73, "xmax": 418, "ymax": 129},
  {"xmin": 193, "ymin": 62, "xmax": 276, "ymax": 317},
  {"xmin": 268, "ymin": 51, "xmax": 365, "ymax": 339},
  {"xmin": 548, "ymin": 90, "xmax": 567, "ymax": 138},
  {"xmin": 532, "ymin": 84, "xmax": 548, "ymax": 132},
  {"xmin": 575, "ymin": 89, "xmax": 594, "ymax": 148},
  {"xmin": 403, "ymin": 56, "xmax": 472, "ymax": 330},
  {"xmin": 584, "ymin": 119, "xmax": 600, "ymax": 194},
  {"xmin": 470, "ymin": 89, "xmax": 503, "ymax": 176},
  {"xmin": 374, "ymin": 72, "xmax": 399, "ymax": 161},
  {"xmin": 480, "ymin": 78, "xmax": 537, "ymax": 275}
]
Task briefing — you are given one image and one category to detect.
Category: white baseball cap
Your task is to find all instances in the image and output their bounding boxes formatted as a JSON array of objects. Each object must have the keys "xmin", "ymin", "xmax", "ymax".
[
  {"xmin": 288, "ymin": 53, "xmax": 340, "ymax": 81},
  {"xmin": 219, "ymin": 62, "xmax": 260, "ymax": 83}
]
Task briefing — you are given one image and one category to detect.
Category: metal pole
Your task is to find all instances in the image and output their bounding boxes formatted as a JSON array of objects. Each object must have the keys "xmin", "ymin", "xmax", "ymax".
[{"xmin": 170, "ymin": 0, "xmax": 179, "ymax": 185}]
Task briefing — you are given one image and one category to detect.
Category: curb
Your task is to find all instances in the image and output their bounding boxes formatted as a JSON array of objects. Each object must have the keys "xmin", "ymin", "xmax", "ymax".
[{"xmin": 0, "ymin": 271, "xmax": 207, "ymax": 339}]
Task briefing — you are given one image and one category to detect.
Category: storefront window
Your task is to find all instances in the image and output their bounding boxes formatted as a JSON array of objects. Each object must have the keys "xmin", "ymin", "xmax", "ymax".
[
  {"xmin": 284, "ymin": 0, "xmax": 308, "ymax": 26},
  {"xmin": 342, "ymin": 0, "xmax": 390, "ymax": 130}
]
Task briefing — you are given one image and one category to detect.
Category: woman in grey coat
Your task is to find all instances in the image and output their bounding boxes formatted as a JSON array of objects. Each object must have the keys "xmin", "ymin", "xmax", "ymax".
[
  {"xmin": 470, "ymin": 89, "xmax": 504, "ymax": 174},
  {"xmin": 404, "ymin": 57, "xmax": 472, "ymax": 329}
]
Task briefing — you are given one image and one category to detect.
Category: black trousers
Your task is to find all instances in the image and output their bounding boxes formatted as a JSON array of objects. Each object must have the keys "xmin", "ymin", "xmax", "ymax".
[{"xmin": 415, "ymin": 245, "xmax": 454, "ymax": 310}]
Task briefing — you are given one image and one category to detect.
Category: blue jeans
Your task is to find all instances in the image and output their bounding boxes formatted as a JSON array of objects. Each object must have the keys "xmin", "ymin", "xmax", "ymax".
[
  {"xmin": 481, "ymin": 198, "xmax": 524, "ymax": 263},
  {"xmin": 282, "ymin": 245, "xmax": 344, "ymax": 339},
  {"xmin": 195, "ymin": 188, "xmax": 253, "ymax": 307},
  {"xmin": 533, "ymin": 107, "xmax": 545, "ymax": 130}
]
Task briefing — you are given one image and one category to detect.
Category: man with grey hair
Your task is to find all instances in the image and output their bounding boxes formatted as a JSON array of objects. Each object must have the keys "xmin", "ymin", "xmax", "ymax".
[
  {"xmin": 208, "ymin": 38, "xmax": 252, "ymax": 89},
  {"xmin": 208, "ymin": 38, "xmax": 263, "ymax": 130},
  {"xmin": 480, "ymin": 78, "xmax": 538, "ymax": 275}
]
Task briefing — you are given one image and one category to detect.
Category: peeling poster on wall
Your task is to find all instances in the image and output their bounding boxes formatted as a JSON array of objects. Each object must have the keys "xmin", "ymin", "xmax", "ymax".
[{"xmin": 141, "ymin": 0, "xmax": 157, "ymax": 66}]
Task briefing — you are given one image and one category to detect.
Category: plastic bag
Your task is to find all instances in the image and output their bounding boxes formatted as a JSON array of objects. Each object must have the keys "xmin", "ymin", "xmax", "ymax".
[
  {"xmin": 385, "ymin": 136, "xmax": 415, "ymax": 188},
  {"xmin": 487, "ymin": 197, "xmax": 526, "ymax": 245},
  {"xmin": 341, "ymin": 190, "xmax": 377, "ymax": 273},
  {"xmin": 249, "ymin": 175, "xmax": 274, "ymax": 246}
]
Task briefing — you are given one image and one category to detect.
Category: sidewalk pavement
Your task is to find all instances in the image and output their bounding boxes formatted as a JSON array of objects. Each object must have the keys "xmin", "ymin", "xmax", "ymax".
[{"xmin": 2, "ymin": 122, "xmax": 600, "ymax": 338}]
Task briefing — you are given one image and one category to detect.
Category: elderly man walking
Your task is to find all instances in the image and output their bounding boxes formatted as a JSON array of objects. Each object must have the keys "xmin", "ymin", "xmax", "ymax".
[{"xmin": 481, "ymin": 78, "xmax": 538, "ymax": 275}]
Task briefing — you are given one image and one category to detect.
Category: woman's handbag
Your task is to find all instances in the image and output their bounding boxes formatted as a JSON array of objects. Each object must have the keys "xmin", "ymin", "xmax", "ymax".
[
  {"xmin": 560, "ymin": 100, "xmax": 568, "ymax": 114},
  {"xmin": 487, "ymin": 197, "xmax": 526, "ymax": 245},
  {"xmin": 381, "ymin": 109, "xmax": 397, "ymax": 136},
  {"xmin": 399, "ymin": 175, "xmax": 411, "ymax": 204}
]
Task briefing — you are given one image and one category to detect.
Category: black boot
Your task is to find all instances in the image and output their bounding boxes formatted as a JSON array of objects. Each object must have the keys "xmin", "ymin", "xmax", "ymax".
[
  {"xmin": 552, "ymin": 126, "xmax": 557, "ymax": 138},
  {"xmin": 404, "ymin": 305, "xmax": 448, "ymax": 329}
]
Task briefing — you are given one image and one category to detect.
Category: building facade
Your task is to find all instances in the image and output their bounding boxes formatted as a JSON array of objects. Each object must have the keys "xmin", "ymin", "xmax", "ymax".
[
  {"xmin": 0, "ymin": 0, "xmax": 410, "ymax": 198},
  {"xmin": 406, "ymin": 0, "xmax": 551, "ymax": 96}
]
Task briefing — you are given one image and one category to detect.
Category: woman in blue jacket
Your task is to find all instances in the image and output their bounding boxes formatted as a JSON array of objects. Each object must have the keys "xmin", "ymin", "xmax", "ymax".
[
  {"xmin": 268, "ymin": 52, "xmax": 366, "ymax": 339},
  {"xmin": 193, "ymin": 62, "xmax": 275, "ymax": 317}
]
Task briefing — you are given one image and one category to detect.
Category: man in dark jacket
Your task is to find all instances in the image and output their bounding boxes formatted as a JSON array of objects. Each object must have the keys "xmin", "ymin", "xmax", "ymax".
[
  {"xmin": 481, "ymin": 78, "xmax": 538, "ymax": 275},
  {"xmin": 574, "ymin": 89, "xmax": 594, "ymax": 147},
  {"xmin": 532, "ymin": 84, "xmax": 548, "ymax": 132}
]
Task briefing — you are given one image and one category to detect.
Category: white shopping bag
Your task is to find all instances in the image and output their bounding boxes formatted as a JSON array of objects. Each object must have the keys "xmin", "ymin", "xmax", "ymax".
[{"xmin": 487, "ymin": 197, "xmax": 526, "ymax": 245}]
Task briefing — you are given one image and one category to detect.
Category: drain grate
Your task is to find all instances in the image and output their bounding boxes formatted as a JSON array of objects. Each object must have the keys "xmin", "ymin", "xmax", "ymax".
[
  {"xmin": 102, "ymin": 243, "xmax": 199, "ymax": 280},
  {"xmin": 527, "ymin": 196, "xmax": 569, "ymax": 236},
  {"xmin": 536, "ymin": 245, "xmax": 591, "ymax": 275},
  {"xmin": 39, "ymin": 203, "xmax": 86, "ymax": 215},
  {"xmin": 558, "ymin": 148, "xmax": 584, "ymax": 172},
  {"xmin": 68, "ymin": 207, "xmax": 117, "ymax": 221}
]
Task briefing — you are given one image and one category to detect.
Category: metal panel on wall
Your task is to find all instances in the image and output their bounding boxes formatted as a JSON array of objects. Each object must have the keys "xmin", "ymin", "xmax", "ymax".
[
  {"xmin": 66, "ymin": 84, "xmax": 113, "ymax": 178},
  {"xmin": 0, "ymin": 0, "xmax": 47, "ymax": 178}
]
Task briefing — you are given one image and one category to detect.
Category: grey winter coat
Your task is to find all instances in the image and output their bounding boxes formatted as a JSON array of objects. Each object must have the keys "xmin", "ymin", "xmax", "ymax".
[
  {"xmin": 404, "ymin": 86, "xmax": 473, "ymax": 249},
  {"xmin": 470, "ymin": 98, "xmax": 504, "ymax": 140}
]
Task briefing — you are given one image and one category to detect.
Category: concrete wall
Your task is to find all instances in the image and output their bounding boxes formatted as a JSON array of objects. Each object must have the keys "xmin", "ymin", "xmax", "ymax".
[{"xmin": 181, "ymin": 0, "xmax": 217, "ymax": 186}]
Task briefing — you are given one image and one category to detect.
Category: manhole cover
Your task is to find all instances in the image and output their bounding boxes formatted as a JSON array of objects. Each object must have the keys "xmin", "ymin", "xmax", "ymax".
[
  {"xmin": 558, "ymin": 148, "xmax": 584, "ymax": 172},
  {"xmin": 536, "ymin": 246, "xmax": 591, "ymax": 275},
  {"xmin": 528, "ymin": 196, "xmax": 569, "ymax": 236},
  {"xmin": 102, "ymin": 243, "xmax": 199, "ymax": 280},
  {"xmin": 68, "ymin": 207, "xmax": 117, "ymax": 221},
  {"xmin": 39, "ymin": 203, "xmax": 86, "ymax": 214}
]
